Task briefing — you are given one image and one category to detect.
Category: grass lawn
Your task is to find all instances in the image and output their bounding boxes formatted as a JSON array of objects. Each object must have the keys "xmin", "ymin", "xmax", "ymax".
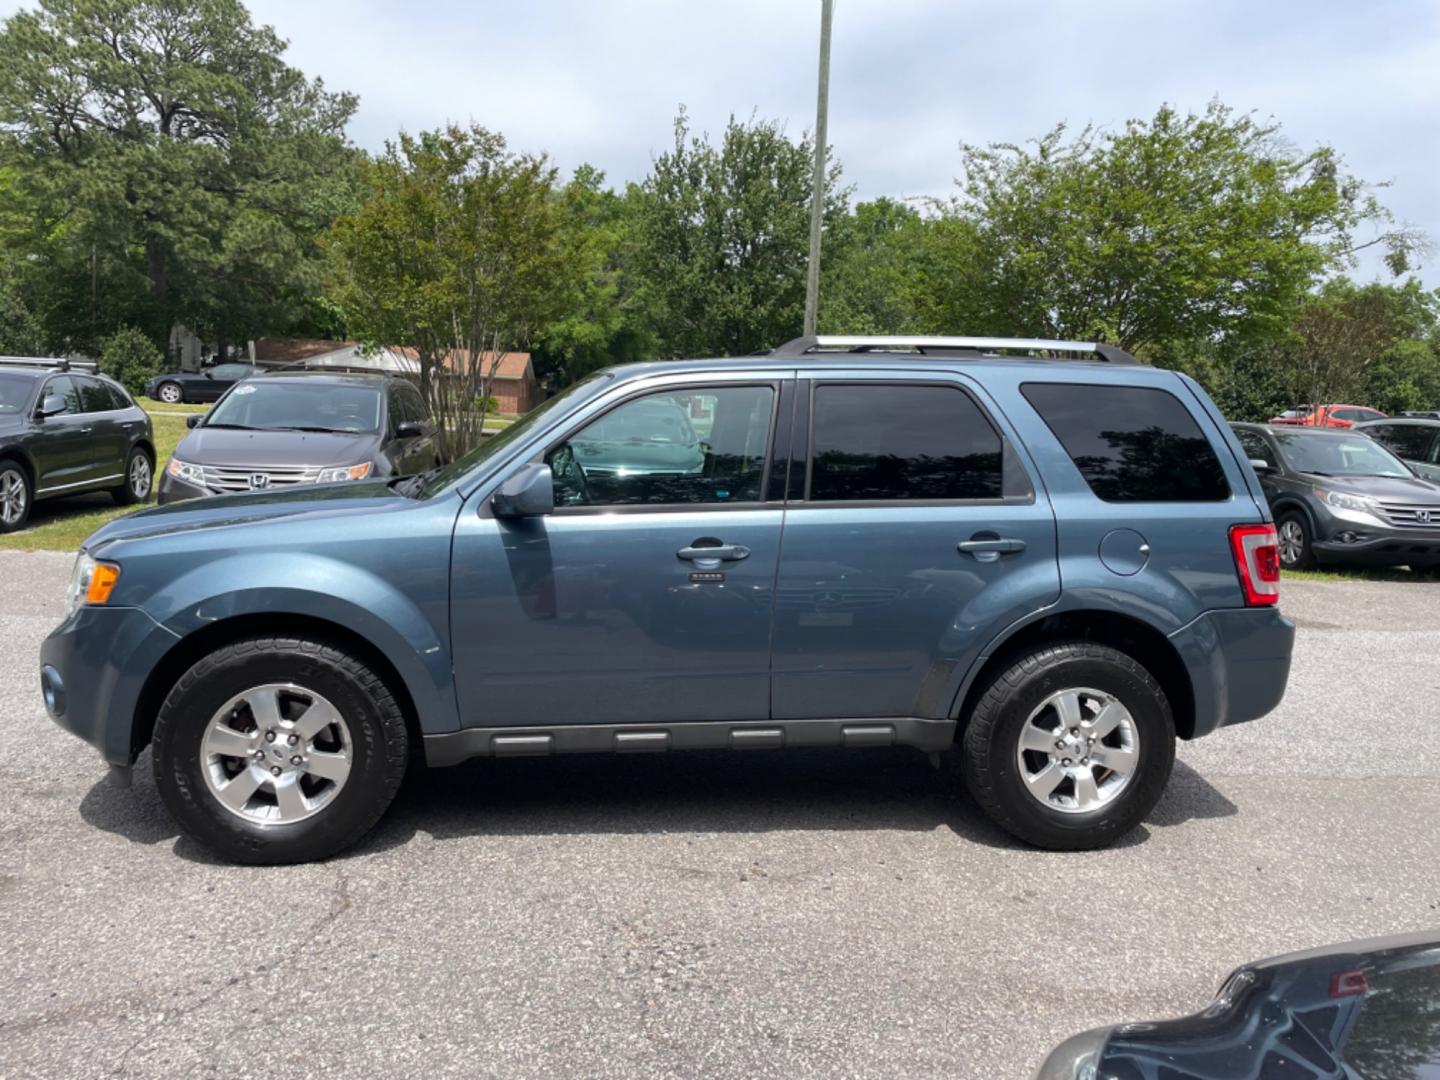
[{"xmin": 0, "ymin": 400, "xmax": 204, "ymax": 554}]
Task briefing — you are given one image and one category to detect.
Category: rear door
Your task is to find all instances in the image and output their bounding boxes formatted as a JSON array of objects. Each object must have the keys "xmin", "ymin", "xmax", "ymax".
[
  {"xmin": 75, "ymin": 376, "xmax": 129, "ymax": 480},
  {"xmin": 770, "ymin": 371, "xmax": 1060, "ymax": 721}
]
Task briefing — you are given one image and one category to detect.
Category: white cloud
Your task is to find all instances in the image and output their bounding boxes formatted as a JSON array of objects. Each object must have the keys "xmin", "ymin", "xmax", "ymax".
[{"xmin": 4, "ymin": 0, "xmax": 1437, "ymax": 282}]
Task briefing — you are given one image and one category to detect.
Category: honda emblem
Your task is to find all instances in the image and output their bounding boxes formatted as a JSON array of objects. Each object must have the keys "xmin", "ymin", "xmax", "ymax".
[
  {"xmin": 1418, "ymin": 509, "xmax": 1432, "ymax": 524},
  {"xmin": 249, "ymin": 473, "xmax": 271, "ymax": 490}
]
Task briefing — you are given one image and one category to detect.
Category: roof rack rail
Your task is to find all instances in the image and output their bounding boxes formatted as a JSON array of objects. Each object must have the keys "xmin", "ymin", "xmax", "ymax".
[
  {"xmin": 768, "ymin": 335, "xmax": 1139, "ymax": 365},
  {"xmin": 270, "ymin": 362, "xmax": 398, "ymax": 376},
  {"xmin": 0, "ymin": 355, "xmax": 99, "ymax": 373}
]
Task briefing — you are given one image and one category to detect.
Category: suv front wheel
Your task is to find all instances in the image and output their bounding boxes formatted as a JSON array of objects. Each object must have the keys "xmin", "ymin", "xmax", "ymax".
[
  {"xmin": 153, "ymin": 636, "xmax": 409, "ymax": 864},
  {"xmin": 960, "ymin": 641, "xmax": 1175, "ymax": 850}
]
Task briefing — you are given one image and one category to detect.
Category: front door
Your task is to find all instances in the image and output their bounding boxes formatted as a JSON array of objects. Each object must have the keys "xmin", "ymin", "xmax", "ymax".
[
  {"xmin": 770, "ymin": 374, "xmax": 1060, "ymax": 720},
  {"xmin": 450, "ymin": 376, "xmax": 788, "ymax": 727}
]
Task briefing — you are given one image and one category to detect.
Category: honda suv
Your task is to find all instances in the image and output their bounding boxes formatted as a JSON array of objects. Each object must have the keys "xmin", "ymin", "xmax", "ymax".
[{"xmin": 39, "ymin": 335, "xmax": 1295, "ymax": 864}]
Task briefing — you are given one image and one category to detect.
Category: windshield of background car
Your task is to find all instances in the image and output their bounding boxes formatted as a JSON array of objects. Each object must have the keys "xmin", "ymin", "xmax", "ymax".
[
  {"xmin": 206, "ymin": 381, "xmax": 383, "ymax": 433},
  {"xmin": 1272, "ymin": 430, "xmax": 1412, "ymax": 477},
  {"xmin": 0, "ymin": 373, "xmax": 34, "ymax": 415},
  {"xmin": 421, "ymin": 373, "xmax": 610, "ymax": 497}
]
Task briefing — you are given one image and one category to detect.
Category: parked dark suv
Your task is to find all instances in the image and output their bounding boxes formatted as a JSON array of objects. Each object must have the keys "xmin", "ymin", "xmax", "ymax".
[
  {"xmin": 1232, "ymin": 422, "xmax": 1440, "ymax": 570},
  {"xmin": 158, "ymin": 369, "xmax": 442, "ymax": 503},
  {"xmin": 0, "ymin": 357, "xmax": 155, "ymax": 533},
  {"xmin": 42, "ymin": 335, "xmax": 1294, "ymax": 864},
  {"xmin": 1354, "ymin": 416, "xmax": 1440, "ymax": 481}
]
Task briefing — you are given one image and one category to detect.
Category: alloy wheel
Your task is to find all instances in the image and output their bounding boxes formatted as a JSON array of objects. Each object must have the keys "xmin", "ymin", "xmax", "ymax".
[
  {"xmin": 200, "ymin": 683, "xmax": 354, "ymax": 825},
  {"xmin": 0, "ymin": 468, "xmax": 27, "ymax": 526},
  {"xmin": 1015, "ymin": 687, "xmax": 1139, "ymax": 814},
  {"xmin": 1278, "ymin": 519, "xmax": 1305, "ymax": 567},
  {"xmin": 159, "ymin": 384, "xmax": 181, "ymax": 404},
  {"xmin": 129, "ymin": 454, "xmax": 152, "ymax": 499}
]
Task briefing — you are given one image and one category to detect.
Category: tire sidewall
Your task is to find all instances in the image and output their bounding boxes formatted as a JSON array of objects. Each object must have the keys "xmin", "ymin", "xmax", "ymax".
[
  {"xmin": 155, "ymin": 643, "xmax": 401, "ymax": 863},
  {"xmin": 1277, "ymin": 511, "xmax": 1313, "ymax": 570},
  {"xmin": 0, "ymin": 462, "xmax": 32, "ymax": 533},
  {"xmin": 968, "ymin": 648, "xmax": 1175, "ymax": 848}
]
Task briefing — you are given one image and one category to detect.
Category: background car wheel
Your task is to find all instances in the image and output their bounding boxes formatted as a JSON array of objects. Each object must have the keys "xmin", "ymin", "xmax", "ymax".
[
  {"xmin": 1276, "ymin": 512, "xmax": 1316, "ymax": 570},
  {"xmin": 153, "ymin": 636, "xmax": 409, "ymax": 865},
  {"xmin": 960, "ymin": 641, "xmax": 1175, "ymax": 850},
  {"xmin": 0, "ymin": 460, "xmax": 32, "ymax": 533},
  {"xmin": 157, "ymin": 382, "xmax": 183, "ymax": 404},
  {"xmin": 112, "ymin": 448, "xmax": 154, "ymax": 505}
]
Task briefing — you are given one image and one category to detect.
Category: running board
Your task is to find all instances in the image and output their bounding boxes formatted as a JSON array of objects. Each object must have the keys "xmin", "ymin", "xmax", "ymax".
[{"xmin": 422, "ymin": 717, "xmax": 956, "ymax": 767}]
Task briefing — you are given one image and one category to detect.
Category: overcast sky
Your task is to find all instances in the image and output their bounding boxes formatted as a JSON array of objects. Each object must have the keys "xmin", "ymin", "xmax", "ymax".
[{"xmin": 9, "ymin": 0, "xmax": 1439, "ymax": 284}]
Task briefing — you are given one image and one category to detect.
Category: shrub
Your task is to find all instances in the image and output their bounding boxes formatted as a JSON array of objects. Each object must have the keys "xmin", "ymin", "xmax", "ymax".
[{"xmin": 99, "ymin": 326, "xmax": 164, "ymax": 396}]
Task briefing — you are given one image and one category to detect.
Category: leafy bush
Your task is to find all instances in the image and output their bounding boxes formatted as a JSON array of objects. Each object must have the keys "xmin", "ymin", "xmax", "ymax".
[
  {"xmin": 99, "ymin": 326, "xmax": 163, "ymax": 395},
  {"xmin": 474, "ymin": 394, "xmax": 499, "ymax": 413}
]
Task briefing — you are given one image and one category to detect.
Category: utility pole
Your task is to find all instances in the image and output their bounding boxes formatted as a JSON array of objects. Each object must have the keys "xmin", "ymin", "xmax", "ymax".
[{"xmin": 802, "ymin": 0, "xmax": 834, "ymax": 338}]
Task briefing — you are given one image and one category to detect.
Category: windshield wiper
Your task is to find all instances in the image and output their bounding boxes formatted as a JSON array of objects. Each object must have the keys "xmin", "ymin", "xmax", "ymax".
[
  {"xmin": 200, "ymin": 422, "xmax": 255, "ymax": 430},
  {"xmin": 392, "ymin": 465, "xmax": 442, "ymax": 499},
  {"xmin": 267, "ymin": 425, "xmax": 357, "ymax": 434}
]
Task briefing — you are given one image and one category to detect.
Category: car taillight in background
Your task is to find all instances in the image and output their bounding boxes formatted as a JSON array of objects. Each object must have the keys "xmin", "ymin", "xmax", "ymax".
[
  {"xmin": 1230, "ymin": 523, "xmax": 1280, "ymax": 606},
  {"xmin": 1329, "ymin": 970, "xmax": 1369, "ymax": 997}
]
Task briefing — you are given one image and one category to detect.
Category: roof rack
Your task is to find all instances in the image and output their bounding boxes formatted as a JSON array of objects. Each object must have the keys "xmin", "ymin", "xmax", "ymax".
[
  {"xmin": 0, "ymin": 355, "xmax": 99, "ymax": 373},
  {"xmin": 768, "ymin": 335, "xmax": 1139, "ymax": 365},
  {"xmin": 269, "ymin": 362, "xmax": 397, "ymax": 377}
]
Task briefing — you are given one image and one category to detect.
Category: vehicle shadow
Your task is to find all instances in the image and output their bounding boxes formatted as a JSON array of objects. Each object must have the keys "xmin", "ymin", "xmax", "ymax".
[{"xmin": 79, "ymin": 748, "xmax": 1234, "ymax": 864}]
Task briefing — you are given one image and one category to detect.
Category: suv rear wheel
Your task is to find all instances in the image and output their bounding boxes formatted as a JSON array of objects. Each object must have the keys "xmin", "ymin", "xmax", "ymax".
[
  {"xmin": 112, "ymin": 447, "xmax": 154, "ymax": 505},
  {"xmin": 153, "ymin": 636, "xmax": 409, "ymax": 864},
  {"xmin": 960, "ymin": 641, "xmax": 1175, "ymax": 850}
]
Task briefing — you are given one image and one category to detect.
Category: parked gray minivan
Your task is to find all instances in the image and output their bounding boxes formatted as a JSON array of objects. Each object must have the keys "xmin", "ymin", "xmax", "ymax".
[{"xmin": 42, "ymin": 335, "xmax": 1295, "ymax": 864}]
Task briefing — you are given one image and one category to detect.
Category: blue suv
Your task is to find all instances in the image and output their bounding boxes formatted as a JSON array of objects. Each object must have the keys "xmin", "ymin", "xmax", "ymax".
[{"xmin": 39, "ymin": 335, "xmax": 1295, "ymax": 864}]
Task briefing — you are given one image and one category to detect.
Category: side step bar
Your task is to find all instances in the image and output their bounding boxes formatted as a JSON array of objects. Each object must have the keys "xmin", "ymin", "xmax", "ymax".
[{"xmin": 423, "ymin": 717, "xmax": 956, "ymax": 768}]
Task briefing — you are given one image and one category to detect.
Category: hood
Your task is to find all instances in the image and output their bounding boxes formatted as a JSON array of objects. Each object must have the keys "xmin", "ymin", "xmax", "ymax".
[
  {"xmin": 84, "ymin": 479, "xmax": 410, "ymax": 551},
  {"xmin": 173, "ymin": 426, "xmax": 379, "ymax": 467},
  {"xmin": 1298, "ymin": 472, "xmax": 1440, "ymax": 503},
  {"xmin": 0, "ymin": 413, "xmax": 23, "ymax": 436}
]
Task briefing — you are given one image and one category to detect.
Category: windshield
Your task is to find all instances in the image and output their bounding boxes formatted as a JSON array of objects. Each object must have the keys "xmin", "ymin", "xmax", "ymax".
[
  {"xmin": 1271, "ymin": 430, "xmax": 1412, "ymax": 477},
  {"xmin": 205, "ymin": 380, "xmax": 382, "ymax": 433},
  {"xmin": 419, "ymin": 374, "xmax": 610, "ymax": 496},
  {"xmin": 0, "ymin": 373, "xmax": 35, "ymax": 415}
]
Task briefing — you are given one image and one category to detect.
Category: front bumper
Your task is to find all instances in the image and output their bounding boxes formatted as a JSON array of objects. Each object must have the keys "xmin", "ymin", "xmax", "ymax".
[
  {"xmin": 1169, "ymin": 606, "xmax": 1295, "ymax": 739},
  {"xmin": 40, "ymin": 605, "xmax": 180, "ymax": 766},
  {"xmin": 156, "ymin": 470, "xmax": 207, "ymax": 505},
  {"xmin": 1312, "ymin": 531, "xmax": 1440, "ymax": 566}
]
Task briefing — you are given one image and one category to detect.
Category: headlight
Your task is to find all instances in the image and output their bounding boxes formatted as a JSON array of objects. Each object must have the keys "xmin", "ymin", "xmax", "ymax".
[
  {"xmin": 315, "ymin": 463, "xmax": 373, "ymax": 484},
  {"xmin": 1320, "ymin": 489, "xmax": 1381, "ymax": 515},
  {"xmin": 166, "ymin": 457, "xmax": 205, "ymax": 485},
  {"xmin": 66, "ymin": 553, "xmax": 120, "ymax": 611}
]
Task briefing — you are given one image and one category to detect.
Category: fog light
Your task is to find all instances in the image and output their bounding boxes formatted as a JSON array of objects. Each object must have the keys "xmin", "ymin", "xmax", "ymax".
[
  {"xmin": 1338, "ymin": 531, "xmax": 1357, "ymax": 543},
  {"xmin": 41, "ymin": 665, "xmax": 65, "ymax": 718}
]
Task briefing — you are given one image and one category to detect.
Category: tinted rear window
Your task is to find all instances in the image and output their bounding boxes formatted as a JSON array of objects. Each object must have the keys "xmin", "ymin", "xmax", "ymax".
[
  {"xmin": 1022, "ymin": 383, "xmax": 1229, "ymax": 502},
  {"xmin": 808, "ymin": 383, "xmax": 1004, "ymax": 501}
]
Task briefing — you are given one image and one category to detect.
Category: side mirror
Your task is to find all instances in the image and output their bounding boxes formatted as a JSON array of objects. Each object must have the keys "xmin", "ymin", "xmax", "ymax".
[
  {"xmin": 492, "ymin": 463, "xmax": 554, "ymax": 519},
  {"xmin": 203, "ymin": 370, "xmax": 213, "ymax": 378},
  {"xmin": 186, "ymin": 414, "xmax": 203, "ymax": 429},
  {"xmin": 395, "ymin": 420, "xmax": 425, "ymax": 439},
  {"xmin": 1249, "ymin": 458, "xmax": 1274, "ymax": 473},
  {"xmin": 37, "ymin": 394, "xmax": 66, "ymax": 418}
]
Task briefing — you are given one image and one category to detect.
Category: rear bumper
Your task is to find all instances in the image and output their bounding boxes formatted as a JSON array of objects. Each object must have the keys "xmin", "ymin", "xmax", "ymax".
[
  {"xmin": 40, "ymin": 605, "xmax": 180, "ymax": 766},
  {"xmin": 1169, "ymin": 606, "xmax": 1295, "ymax": 739}
]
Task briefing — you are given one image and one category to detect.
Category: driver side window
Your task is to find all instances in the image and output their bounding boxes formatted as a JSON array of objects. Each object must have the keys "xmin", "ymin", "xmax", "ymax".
[{"xmin": 547, "ymin": 386, "xmax": 774, "ymax": 507}]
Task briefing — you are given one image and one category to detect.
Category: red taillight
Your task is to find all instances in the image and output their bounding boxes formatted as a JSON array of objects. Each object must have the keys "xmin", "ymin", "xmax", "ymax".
[
  {"xmin": 1330, "ymin": 970, "xmax": 1368, "ymax": 997},
  {"xmin": 1230, "ymin": 524, "xmax": 1280, "ymax": 606}
]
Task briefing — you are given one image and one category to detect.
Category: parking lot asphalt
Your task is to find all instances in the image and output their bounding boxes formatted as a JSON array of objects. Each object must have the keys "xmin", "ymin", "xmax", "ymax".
[{"xmin": 1, "ymin": 549, "xmax": 1436, "ymax": 1079}]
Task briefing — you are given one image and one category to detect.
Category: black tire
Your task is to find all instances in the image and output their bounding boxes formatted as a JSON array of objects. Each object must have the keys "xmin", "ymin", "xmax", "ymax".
[
  {"xmin": 153, "ymin": 636, "xmax": 409, "ymax": 865},
  {"xmin": 960, "ymin": 641, "xmax": 1175, "ymax": 851},
  {"xmin": 156, "ymin": 381, "xmax": 184, "ymax": 405},
  {"xmin": 0, "ymin": 458, "xmax": 32, "ymax": 533},
  {"xmin": 1276, "ymin": 511, "xmax": 1316, "ymax": 570},
  {"xmin": 112, "ymin": 446, "xmax": 155, "ymax": 506}
]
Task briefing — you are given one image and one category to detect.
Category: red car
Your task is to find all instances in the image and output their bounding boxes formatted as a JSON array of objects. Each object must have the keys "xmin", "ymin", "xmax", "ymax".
[{"xmin": 1268, "ymin": 404, "xmax": 1387, "ymax": 429}]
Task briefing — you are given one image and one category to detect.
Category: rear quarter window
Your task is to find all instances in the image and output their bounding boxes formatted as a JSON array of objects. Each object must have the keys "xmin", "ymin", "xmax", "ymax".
[{"xmin": 1022, "ymin": 383, "xmax": 1230, "ymax": 502}]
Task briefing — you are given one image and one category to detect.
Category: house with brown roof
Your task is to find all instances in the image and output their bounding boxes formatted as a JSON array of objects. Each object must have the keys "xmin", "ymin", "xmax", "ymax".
[{"xmin": 249, "ymin": 339, "xmax": 539, "ymax": 414}]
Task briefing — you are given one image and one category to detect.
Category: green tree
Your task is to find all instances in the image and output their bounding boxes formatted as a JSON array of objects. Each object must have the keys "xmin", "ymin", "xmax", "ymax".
[
  {"xmin": 819, "ymin": 197, "xmax": 928, "ymax": 334},
  {"xmin": 98, "ymin": 324, "xmax": 162, "ymax": 394},
  {"xmin": 0, "ymin": 0, "xmax": 361, "ymax": 354},
  {"xmin": 929, "ymin": 102, "xmax": 1421, "ymax": 355},
  {"xmin": 329, "ymin": 125, "xmax": 583, "ymax": 454},
  {"xmin": 629, "ymin": 108, "xmax": 848, "ymax": 358}
]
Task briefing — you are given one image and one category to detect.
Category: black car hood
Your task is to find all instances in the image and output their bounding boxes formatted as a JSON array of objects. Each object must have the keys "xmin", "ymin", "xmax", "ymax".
[
  {"xmin": 0, "ymin": 413, "xmax": 23, "ymax": 437},
  {"xmin": 1296, "ymin": 471, "xmax": 1440, "ymax": 502},
  {"xmin": 175, "ymin": 426, "xmax": 379, "ymax": 467}
]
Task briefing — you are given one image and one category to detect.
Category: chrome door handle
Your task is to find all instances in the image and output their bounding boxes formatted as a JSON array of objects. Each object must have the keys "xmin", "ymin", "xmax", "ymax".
[
  {"xmin": 677, "ymin": 543, "xmax": 751, "ymax": 562},
  {"xmin": 957, "ymin": 537, "xmax": 1026, "ymax": 562},
  {"xmin": 79, "ymin": 427, "xmax": 93, "ymax": 435}
]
